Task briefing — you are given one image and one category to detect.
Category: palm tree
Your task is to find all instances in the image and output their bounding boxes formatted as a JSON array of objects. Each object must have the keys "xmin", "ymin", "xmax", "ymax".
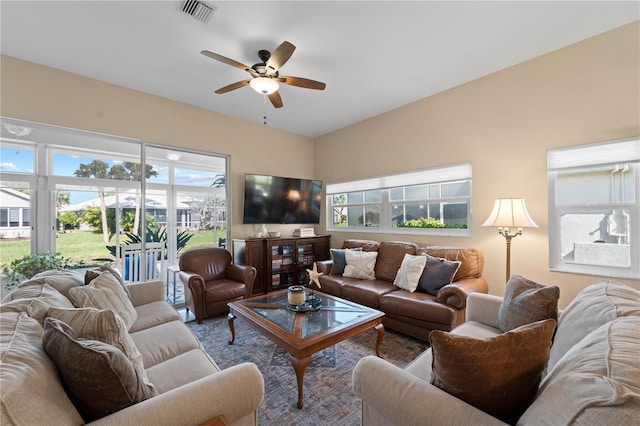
[
  {"xmin": 74, "ymin": 160, "xmax": 110, "ymax": 243},
  {"xmin": 122, "ymin": 162, "xmax": 158, "ymax": 235}
]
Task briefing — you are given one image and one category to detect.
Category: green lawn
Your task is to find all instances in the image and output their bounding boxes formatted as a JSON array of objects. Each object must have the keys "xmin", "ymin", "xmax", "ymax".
[{"xmin": 0, "ymin": 229, "xmax": 225, "ymax": 267}]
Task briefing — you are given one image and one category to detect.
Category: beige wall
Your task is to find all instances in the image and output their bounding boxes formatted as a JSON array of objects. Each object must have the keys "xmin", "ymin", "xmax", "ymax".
[
  {"xmin": 1, "ymin": 22, "xmax": 638, "ymax": 307},
  {"xmin": 314, "ymin": 21, "xmax": 640, "ymax": 307},
  {"xmin": 0, "ymin": 55, "xmax": 314, "ymax": 239}
]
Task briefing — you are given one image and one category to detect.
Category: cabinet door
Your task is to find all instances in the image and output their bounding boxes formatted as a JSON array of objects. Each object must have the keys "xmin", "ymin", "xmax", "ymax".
[
  {"xmin": 295, "ymin": 240, "xmax": 317, "ymax": 286},
  {"xmin": 268, "ymin": 240, "xmax": 296, "ymax": 291}
]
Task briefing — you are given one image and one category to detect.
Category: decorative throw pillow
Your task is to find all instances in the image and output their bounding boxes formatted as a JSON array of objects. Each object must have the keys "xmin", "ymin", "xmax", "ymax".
[
  {"xmin": 330, "ymin": 248, "xmax": 362, "ymax": 275},
  {"xmin": 343, "ymin": 251, "xmax": 378, "ymax": 280},
  {"xmin": 393, "ymin": 254, "xmax": 427, "ymax": 293},
  {"xmin": 417, "ymin": 254, "xmax": 461, "ymax": 296},
  {"xmin": 42, "ymin": 318, "xmax": 154, "ymax": 422},
  {"xmin": 99, "ymin": 264, "xmax": 131, "ymax": 299},
  {"xmin": 430, "ymin": 319, "xmax": 557, "ymax": 425},
  {"xmin": 498, "ymin": 275, "xmax": 559, "ymax": 332},
  {"xmin": 68, "ymin": 271, "xmax": 138, "ymax": 330},
  {"xmin": 47, "ymin": 307, "xmax": 154, "ymax": 392}
]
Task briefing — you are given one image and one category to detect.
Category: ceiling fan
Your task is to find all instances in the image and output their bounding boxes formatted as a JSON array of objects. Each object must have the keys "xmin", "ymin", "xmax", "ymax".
[{"xmin": 201, "ymin": 41, "xmax": 326, "ymax": 108}]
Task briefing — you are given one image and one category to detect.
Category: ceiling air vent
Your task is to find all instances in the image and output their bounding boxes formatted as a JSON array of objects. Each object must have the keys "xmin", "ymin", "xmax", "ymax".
[{"xmin": 179, "ymin": 0, "xmax": 215, "ymax": 24}]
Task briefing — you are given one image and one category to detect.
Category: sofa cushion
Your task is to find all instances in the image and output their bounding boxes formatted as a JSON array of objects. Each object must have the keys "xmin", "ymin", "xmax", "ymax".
[
  {"xmin": 548, "ymin": 280, "xmax": 640, "ymax": 371},
  {"xmin": 68, "ymin": 270, "xmax": 138, "ymax": 329},
  {"xmin": 145, "ymin": 349, "xmax": 220, "ymax": 394},
  {"xmin": 375, "ymin": 241, "xmax": 417, "ymax": 282},
  {"xmin": 1, "ymin": 283, "xmax": 74, "ymax": 325},
  {"xmin": 417, "ymin": 246, "xmax": 484, "ymax": 281},
  {"xmin": 498, "ymin": 275, "xmax": 559, "ymax": 332},
  {"xmin": 42, "ymin": 317, "xmax": 154, "ymax": 422},
  {"xmin": 342, "ymin": 239, "xmax": 381, "ymax": 252},
  {"xmin": 380, "ymin": 291, "xmax": 456, "ymax": 325},
  {"xmin": 129, "ymin": 300, "xmax": 183, "ymax": 333},
  {"xmin": 341, "ymin": 280, "xmax": 397, "ymax": 309},
  {"xmin": 416, "ymin": 254, "xmax": 461, "ymax": 296},
  {"xmin": 519, "ymin": 316, "xmax": 640, "ymax": 425},
  {"xmin": 47, "ymin": 307, "xmax": 154, "ymax": 392},
  {"xmin": 0, "ymin": 312, "xmax": 84, "ymax": 426},
  {"xmin": 344, "ymin": 250, "xmax": 378, "ymax": 280},
  {"xmin": 393, "ymin": 254, "xmax": 427, "ymax": 292},
  {"xmin": 330, "ymin": 247, "xmax": 361, "ymax": 275},
  {"xmin": 430, "ymin": 319, "xmax": 557, "ymax": 425},
  {"xmin": 130, "ymin": 320, "xmax": 201, "ymax": 368}
]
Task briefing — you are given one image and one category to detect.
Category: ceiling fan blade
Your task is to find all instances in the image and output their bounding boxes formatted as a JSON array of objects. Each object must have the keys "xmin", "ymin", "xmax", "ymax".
[
  {"xmin": 215, "ymin": 80, "xmax": 250, "ymax": 94},
  {"xmin": 278, "ymin": 76, "xmax": 326, "ymax": 90},
  {"xmin": 201, "ymin": 50, "xmax": 253, "ymax": 74},
  {"xmin": 268, "ymin": 91, "xmax": 283, "ymax": 108},
  {"xmin": 265, "ymin": 41, "xmax": 296, "ymax": 74}
]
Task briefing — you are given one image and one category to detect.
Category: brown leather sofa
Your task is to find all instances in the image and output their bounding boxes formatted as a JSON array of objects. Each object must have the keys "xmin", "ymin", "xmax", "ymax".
[
  {"xmin": 313, "ymin": 239, "xmax": 488, "ymax": 341},
  {"xmin": 179, "ymin": 247, "xmax": 257, "ymax": 323}
]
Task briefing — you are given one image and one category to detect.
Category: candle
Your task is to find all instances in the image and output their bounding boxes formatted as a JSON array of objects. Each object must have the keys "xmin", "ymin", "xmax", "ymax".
[{"xmin": 288, "ymin": 286, "xmax": 306, "ymax": 306}]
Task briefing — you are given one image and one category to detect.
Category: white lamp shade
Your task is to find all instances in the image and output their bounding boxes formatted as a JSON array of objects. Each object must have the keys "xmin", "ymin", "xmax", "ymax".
[
  {"xmin": 249, "ymin": 77, "xmax": 279, "ymax": 94},
  {"xmin": 482, "ymin": 198, "xmax": 538, "ymax": 228}
]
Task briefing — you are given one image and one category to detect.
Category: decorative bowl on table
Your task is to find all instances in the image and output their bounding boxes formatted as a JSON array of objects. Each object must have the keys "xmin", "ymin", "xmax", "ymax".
[{"xmin": 286, "ymin": 292, "xmax": 322, "ymax": 312}]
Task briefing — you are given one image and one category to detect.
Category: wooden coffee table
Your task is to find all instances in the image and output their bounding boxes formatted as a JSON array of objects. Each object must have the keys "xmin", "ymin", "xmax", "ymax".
[{"xmin": 227, "ymin": 289, "xmax": 385, "ymax": 409}]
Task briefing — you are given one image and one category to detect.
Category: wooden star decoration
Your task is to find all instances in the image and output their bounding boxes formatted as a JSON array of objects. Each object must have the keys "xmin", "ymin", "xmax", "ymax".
[{"xmin": 307, "ymin": 262, "xmax": 323, "ymax": 289}]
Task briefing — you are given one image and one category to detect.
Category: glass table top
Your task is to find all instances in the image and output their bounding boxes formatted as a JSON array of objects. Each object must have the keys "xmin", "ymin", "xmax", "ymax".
[{"xmin": 235, "ymin": 290, "xmax": 378, "ymax": 339}]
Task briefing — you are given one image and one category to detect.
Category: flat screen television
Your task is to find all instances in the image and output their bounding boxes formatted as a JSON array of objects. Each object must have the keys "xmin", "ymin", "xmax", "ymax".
[{"xmin": 243, "ymin": 173, "xmax": 323, "ymax": 224}]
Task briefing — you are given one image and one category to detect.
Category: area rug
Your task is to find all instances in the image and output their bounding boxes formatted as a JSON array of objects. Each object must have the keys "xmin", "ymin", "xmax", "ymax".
[{"xmin": 186, "ymin": 315, "xmax": 429, "ymax": 426}]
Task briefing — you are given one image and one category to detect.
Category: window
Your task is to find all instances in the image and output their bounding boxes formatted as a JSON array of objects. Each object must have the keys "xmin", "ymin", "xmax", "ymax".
[
  {"xmin": 327, "ymin": 163, "xmax": 472, "ymax": 236},
  {"xmin": 1, "ymin": 117, "xmax": 229, "ymax": 306},
  {"xmin": 548, "ymin": 139, "xmax": 640, "ymax": 279}
]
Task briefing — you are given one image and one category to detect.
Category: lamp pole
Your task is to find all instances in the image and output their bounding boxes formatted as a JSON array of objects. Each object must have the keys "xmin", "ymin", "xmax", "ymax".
[{"xmin": 498, "ymin": 227, "xmax": 522, "ymax": 282}]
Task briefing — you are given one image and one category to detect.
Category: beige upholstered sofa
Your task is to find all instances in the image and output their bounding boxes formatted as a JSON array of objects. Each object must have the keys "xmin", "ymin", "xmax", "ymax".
[
  {"xmin": 353, "ymin": 280, "xmax": 640, "ymax": 425},
  {"xmin": 1, "ymin": 268, "xmax": 264, "ymax": 425}
]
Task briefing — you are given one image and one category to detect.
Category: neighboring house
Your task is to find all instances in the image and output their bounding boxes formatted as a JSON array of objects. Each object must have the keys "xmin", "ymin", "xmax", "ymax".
[
  {"xmin": 0, "ymin": 188, "xmax": 30, "ymax": 239},
  {"xmin": 60, "ymin": 191, "xmax": 226, "ymax": 231}
]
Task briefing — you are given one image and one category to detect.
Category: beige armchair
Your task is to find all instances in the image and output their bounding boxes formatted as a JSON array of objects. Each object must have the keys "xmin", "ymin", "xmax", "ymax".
[{"xmin": 179, "ymin": 247, "xmax": 257, "ymax": 324}]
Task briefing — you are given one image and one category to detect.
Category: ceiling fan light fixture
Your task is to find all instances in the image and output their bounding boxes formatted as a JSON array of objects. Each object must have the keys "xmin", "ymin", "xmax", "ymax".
[{"xmin": 249, "ymin": 77, "xmax": 279, "ymax": 95}]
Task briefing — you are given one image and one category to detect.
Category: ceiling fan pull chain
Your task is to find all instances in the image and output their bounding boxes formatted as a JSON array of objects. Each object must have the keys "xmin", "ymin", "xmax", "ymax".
[{"xmin": 263, "ymin": 94, "xmax": 268, "ymax": 125}]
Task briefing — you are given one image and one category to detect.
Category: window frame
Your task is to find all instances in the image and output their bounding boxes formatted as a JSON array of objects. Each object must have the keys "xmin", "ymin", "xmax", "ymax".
[
  {"xmin": 1, "ymin": 117, "xmax": 231, "ymax": 293},
  {"xmin": 326, "ymin": 163, "xmax": 472, "ymax": 237},
  {"xmin": 547, "ymin": 138, "xmax": 640, "ymax": 280}
]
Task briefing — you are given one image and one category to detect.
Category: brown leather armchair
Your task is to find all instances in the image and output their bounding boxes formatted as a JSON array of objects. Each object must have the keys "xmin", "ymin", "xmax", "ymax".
[{"xmin": 178, "ymin": 247, "xmax": 257, "ymax": 324}]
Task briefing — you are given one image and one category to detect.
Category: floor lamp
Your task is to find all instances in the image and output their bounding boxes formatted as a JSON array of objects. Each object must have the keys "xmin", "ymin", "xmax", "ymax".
[{"xmin": 482, "ymin": 198, "xmax": 538, "ymax": 282}]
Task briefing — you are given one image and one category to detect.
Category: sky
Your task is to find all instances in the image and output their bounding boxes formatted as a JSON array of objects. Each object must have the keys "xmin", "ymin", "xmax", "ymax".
[{"xmin": 0, "ymin": 146, "xmax": 224, "ymax": 205}]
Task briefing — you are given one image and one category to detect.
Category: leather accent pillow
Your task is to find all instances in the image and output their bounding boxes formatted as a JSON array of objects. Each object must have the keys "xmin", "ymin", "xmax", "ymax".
[
  {"xmin": 417, "ymin": 254, "xmax": 461, "ymax": 296},
  {"xmin": 498, "ymin": 275, "xmax": 559, "ymax": 332},
  {"xmin": 68, "ymin": 271, "xmax": 138, "ymax": 330},
  {"xmin": 393, "ymin": 254, "xmax": 427, "ymax": 293},
  {"xmin": 343, "ymin": 250, "xmax": 378, "ymax": 280},
  {"xmin": 430, "ymin": 319, "xmax": 557, "ymax": 424},
  {"xmin": 42, "ymin": 317, "xmax": 154, "ymax": 422},
  {"xmin": 330, "ymin": 248, "xmax": 362, "ymax": 275},
  {"xmin": 47, "ymin": 307, "xmax": 154, "ymax": 392}
]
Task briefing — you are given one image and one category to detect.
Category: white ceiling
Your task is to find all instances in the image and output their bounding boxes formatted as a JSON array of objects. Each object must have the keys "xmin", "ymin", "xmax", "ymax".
[{"xmin": 1, "ymin": 1, "xmax": 638, "ymax": 138}]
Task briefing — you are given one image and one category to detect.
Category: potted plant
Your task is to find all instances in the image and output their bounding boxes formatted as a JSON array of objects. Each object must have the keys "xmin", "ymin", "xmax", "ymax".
[{"xmin": 1, "ymin": 251, "xmax": 72, "ymax": 291}]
